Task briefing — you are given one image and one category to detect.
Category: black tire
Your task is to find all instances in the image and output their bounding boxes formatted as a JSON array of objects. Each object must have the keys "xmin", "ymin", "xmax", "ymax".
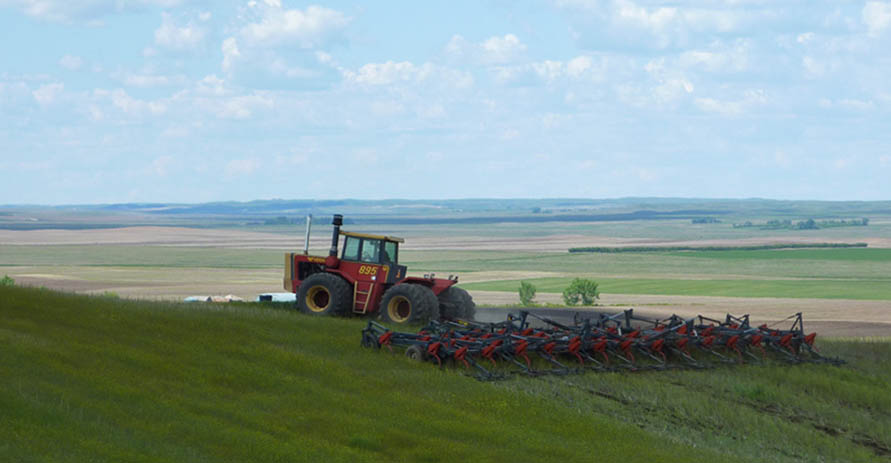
[
  {"xmin": 296, "ymin": 273, "xmax": 352, "ymax": 316},
  {"xmin": 424, "ymin": 288, "xmax": 441, "ymax": 321},
  {"xmin": 437, "ymin": 286, "xmax": 476, "ymax": 320},
  {"xmin": 379, "ymin": 284, "xmax": 436, "ymax": 325},
  {"xmin": 405, "ymin": 345, "xmax": 427, "ymax": 362}
]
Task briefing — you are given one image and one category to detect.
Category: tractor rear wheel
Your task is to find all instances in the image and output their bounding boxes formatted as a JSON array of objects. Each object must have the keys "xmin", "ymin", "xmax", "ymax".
[
  {"xmin": 297, "ymin": 273, "xmax": 352, "ymax": 317},
  {"xmin": 437, "ymin": 286, "xmax": 476, "ymax": 320},
  {"xmin": 379, "ymin": 284, "xmax": 436, "ymax": 325}
]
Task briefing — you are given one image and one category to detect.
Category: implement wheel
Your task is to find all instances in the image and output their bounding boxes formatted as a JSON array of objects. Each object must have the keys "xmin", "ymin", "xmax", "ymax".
[
  {"xmin": 405, "ymin": 345, "xmax": 427, "ymax": 362},
  {"xmin": 297, "ymin": 273, "xmax": 352, "ymax": 316},
  {"xmin": 437, "ymin": 286, "xmax": 476, "ymax": 320},
  {"xmin": 379, "ymin": 284, "xmax": 436, "ymax": 325}
]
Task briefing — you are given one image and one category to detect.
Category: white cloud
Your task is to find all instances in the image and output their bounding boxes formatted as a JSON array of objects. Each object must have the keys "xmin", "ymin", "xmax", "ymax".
[
  {"xmin": 119, "ymin": 72, "xmax": 186, "ymax": 88},
  {"xmin": 196, "ymin": 74, "xmax": 227, "ymax": 96},
  {"xmin": 694, "ymin": 89, "xmax": 767, "ymax": 116},
  {"xmin": 446, "ymin": 33, "xmax": 527, "ymax": 64},
  {"xmin": 32, "ymin": 82, "xmax": 64, "ymax": 105},
  {"xmin": 239, "ymin": 3, "xmax": 349, "ymax": 47},
  {"xmin": 796, "ymin": 32, "xmax": 815, "ymax": 44},
  {"xmin": 344, "ymin": 61, "xmax": 473, "ymax": 89},
  {"xmin": 863, "ymin": 2, "xmax": 891, "ymax": 37},
  {"xmin": 154, "ymin": 12, "xmax": 206, "ymax": 51},
  {"xmin": 58, "ymin": 54, "xmax": 83, "ymax": 70},
  {"xmin": 221, "ymin": 37, "xmax": 241, "ymax": 72},
  {"xmin": 556, "ymin": 0, "xmax": 746, "ymax": 49},
  {"xmin": 94, "ymin": 88, "xmax": 166, "ymax": 116},
  {"xmin": 677, "ymin": 40, "xmax": 750, "ymax": 73},
  {"xmin": 492, "ymin": 54, "xmax": 609, "ymax": 85},
  {"xmin": 346, "ymin": 61, "xmax": 422, "ymax": 85},
  {"xmin": 1, "ymin": 0, "xmax": 189, "ymax": 22},
  {"xmin": 481, "ymin": 34, "xmax": 526, "ymax": 63},
  {"xmin": 217, "ymin": 93, "xmax": 273, "ymax": 119}
]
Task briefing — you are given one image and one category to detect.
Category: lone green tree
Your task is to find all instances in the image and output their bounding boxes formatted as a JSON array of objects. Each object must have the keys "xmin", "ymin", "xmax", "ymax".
[
  {"xmin": 562, "ymin": 278, "xmax": 599, "ymax": 306},
  {"xmin": 1, "ymin": 275, "xmax": 14, "ymax": 287},
  {"xmin": 518, "ymin": 281, "xmax": 536, "ymax": 306}
]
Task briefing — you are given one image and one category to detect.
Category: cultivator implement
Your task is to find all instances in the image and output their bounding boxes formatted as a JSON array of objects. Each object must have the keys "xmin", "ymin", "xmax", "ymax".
[{"xmin": 360, "ymin": 310, "xmax": 843, "ymax": 380}]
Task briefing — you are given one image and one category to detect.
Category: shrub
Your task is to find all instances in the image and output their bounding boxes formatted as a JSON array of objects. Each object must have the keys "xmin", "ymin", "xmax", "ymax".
[
  {"xmin": 518, "ymin": 281, "xmax": 536, "ymax": 306},
  {"xmin": 562, "ymin": 278, "xmax": 599, "ymax": 306},
  {"xmin": 1, "ymin": 275, "xmax": 14, "ymax": 287}
]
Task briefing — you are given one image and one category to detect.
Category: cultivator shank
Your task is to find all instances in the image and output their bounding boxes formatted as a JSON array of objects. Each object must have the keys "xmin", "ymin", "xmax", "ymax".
[{"xmin": 360, "ymin": 310, "xmax": 842, "ymax": 380}]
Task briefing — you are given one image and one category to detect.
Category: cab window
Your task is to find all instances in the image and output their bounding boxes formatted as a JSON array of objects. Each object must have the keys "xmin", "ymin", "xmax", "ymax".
[
  {"xmin": 361, "ymin": 239, "xmax": 380, "ymax": 263},
  {"xmin": 342, "ymin": 236, "xmax": 360, "ymax": 261},
  {"xmin": 383, "ymin": 241, "xmax": 397, "ymax": 264}
]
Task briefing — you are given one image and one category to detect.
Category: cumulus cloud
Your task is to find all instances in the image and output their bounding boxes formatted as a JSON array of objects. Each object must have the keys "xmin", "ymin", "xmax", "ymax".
[
  {"xmin": 94, "ymin": 88, "xmax": 167, "ymax": 115},
  {"xmin": 491, "ymin": 54, "xmax": 610, "ymax": 85},
  {"xmin": 446, "ymin": 33, "xmax": 527, "ymax": 64},
  {"xmin": 119, "ymin": 72, "xmax": 186, "ymax": 88},
  {"xmin": 218, "ymin": 3, "xmax": 349, "ymax": 81},
  {"xmin": 694, "ymin": 89, "xmax": 767, "ymax": 116},
  {"xmin": 343, "ymin": 61, "xmax": 473, "ymax": 89},
  {"xmin": 677, "ymin": 39, "xmax": 750, "ymax": 73},
  {"xmin": 239, "ymin": 3, "xmax": 349, "ymax": 48},
  {"xmin": 32, "ymin": 82, "xmax": 64, "ymax": 105},
  {"xmin": 221, "ymin": 37, "xmax": 241, "ymax": 72},
  {"xmin": 555, "ymin": 0, "xmax": 748, "ymax": 49},
  {"xmin": 863, "ymin": 1, "xmax": 891, "ymax": 37},
  {"xmin": 1, "ymin": 0, "xmax": 188, "ymax": 22},
  {"xmin": 154, "ymin": 12, "xmax": 206, "ymax": 51},
  {"xmin": 217, "ymin": 93, "xmax": 273, "ymax": 119}
]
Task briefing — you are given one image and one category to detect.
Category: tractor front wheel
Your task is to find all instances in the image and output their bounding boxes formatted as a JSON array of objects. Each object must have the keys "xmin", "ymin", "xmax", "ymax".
[
  {"xmin": 297, "ymin": 273, "xmax": 352, "ymax": 316},
  {"xmin": 379, "ymin": 284, "xmax": 436, "ymax": 325}
]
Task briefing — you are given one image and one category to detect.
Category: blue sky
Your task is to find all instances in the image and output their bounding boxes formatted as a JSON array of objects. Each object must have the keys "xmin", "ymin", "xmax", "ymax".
[{"xmin": 1, "ymin": 0, "xmax": 890, "ymax": 204}]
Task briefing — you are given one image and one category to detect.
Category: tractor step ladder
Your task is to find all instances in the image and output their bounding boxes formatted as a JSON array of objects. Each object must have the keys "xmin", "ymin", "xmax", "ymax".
[{"xmin": 353, "ymin": 281, "xmax": 374, "ymax": 314}]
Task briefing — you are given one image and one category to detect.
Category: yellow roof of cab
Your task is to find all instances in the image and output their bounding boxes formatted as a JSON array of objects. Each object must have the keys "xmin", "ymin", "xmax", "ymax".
[{"xmin": 340, "ymin": 231, "xmax": 405, "ymax": 243}]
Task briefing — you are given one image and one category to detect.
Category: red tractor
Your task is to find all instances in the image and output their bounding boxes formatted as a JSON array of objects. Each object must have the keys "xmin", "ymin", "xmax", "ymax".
[{"xmin": 284, "ymin": 214, "xmax": 475, "ymax": 325}]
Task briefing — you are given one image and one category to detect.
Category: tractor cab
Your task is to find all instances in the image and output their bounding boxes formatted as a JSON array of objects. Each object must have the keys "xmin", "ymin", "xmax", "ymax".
[{"xmin": 340, "ymin": 232, "xmax": 402, "ymax": 266}]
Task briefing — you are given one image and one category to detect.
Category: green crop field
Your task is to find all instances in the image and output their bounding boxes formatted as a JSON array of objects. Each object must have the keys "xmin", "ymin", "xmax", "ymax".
[
  {"xmin": 663, "ymin": 248, "xmax": 891, "ymax": 262},
  {"xmin": 403, "ymin": 248, "xmax": 891, "ymax": 281},
  {"xmin": 2, "ymin": 286, "xmax": 889, "ymax": 462}
]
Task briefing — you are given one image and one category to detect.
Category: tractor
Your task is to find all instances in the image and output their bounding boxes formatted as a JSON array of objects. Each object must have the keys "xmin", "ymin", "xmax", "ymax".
[{"xmin": 284, "ymin": 214, "xmax": 475, "ymax": 325}]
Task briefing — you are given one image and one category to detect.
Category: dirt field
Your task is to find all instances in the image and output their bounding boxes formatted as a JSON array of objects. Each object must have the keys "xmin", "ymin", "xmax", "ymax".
[{"xmin": 471, "ymin": 291, "xmax": 891, "ymax": 336}]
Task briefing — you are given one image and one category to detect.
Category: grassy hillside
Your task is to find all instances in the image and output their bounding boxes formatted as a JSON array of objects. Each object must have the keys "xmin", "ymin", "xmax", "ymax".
[
  {"xmin": 0, "ymin": 286, "xmax": 725, "ymax": 463},
  {"xmin": 2, "ymin": 287, "xmax": 889, "ymax": 462}
]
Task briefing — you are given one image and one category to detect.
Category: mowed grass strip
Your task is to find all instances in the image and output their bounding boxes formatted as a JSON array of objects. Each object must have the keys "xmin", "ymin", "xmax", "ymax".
[
  {"xmin": 0, "ymin": 286, "xmax": 724, "ymax": 463},
  {"xmin": 463, "ymin": 277, "xmax": 891, "ymax": 300}
]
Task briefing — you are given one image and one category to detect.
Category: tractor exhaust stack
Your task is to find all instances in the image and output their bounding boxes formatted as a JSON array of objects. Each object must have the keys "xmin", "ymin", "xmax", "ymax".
[
  {"xmin": 303, "ymin": 214, "xmax": 313, "ymax": 255},
  {"xmin": 329, "ymin": 214, "xmax": 343, "ymax": 257}
]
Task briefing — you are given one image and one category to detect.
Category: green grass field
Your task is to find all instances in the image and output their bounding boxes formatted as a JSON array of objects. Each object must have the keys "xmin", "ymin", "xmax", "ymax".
[{"xmin": 2, "ymin": 286, "xmax": 889, "ymax": 462}]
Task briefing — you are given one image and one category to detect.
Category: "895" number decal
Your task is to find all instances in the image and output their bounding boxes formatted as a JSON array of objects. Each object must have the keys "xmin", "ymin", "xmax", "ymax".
[{"xmin": 358, "ymin": 265, "xmax": 378, "ymax": 275}]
